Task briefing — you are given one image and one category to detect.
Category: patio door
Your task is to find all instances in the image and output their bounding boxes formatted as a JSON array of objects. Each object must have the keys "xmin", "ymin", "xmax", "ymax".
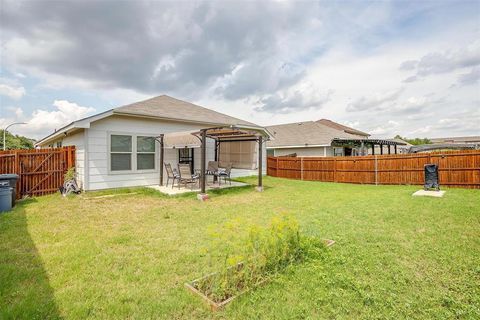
[{"xmin": 178, "ymin": 147, "xmax": 194, "ymax": 174}]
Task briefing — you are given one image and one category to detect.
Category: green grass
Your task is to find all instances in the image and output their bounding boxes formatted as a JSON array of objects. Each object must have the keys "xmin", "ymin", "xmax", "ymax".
[{"xmin": 1, "ymin": 177, "xmax": 479, "ymax": 319}]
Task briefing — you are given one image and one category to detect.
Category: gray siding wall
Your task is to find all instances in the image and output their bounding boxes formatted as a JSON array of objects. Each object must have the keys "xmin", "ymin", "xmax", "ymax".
[
  {"xmin": 272, "ymin": 146, "xmax": 333, "ymax": 157},
  {"xmin": 60, "ymin": 130, "xmax": 86, "ymax": 189},
  {"xmin": 85, "ymin": 115, "xmax": 266, "ymax": 190}
]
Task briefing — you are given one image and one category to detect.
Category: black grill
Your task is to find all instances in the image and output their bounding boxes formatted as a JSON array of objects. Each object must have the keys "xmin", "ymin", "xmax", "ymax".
[{"xmin": 424, "ymin": 164, "xmax": 440, "ymax": 190}]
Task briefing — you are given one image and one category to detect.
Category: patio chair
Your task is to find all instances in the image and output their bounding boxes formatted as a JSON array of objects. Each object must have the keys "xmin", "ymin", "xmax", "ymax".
[
  {"xmin": 164, "ymin": 163, "xmax": 179, "ymax": 188},
  {"xmin": 206, "ymin": 161, "xmax": 219, "ymax": 184},
  {"xmin": 178, "ymin": 163, "xmax": 200, "ymax": 190},
  {"xmin": 218, "ymin": 163, "xmax": 232, "ymax": 185}
]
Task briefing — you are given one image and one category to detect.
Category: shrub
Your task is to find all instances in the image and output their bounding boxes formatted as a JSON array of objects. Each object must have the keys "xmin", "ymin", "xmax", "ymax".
[
  {"xmin": 194, "ymin": 214, "xmax": 320, "ymax": 303},
  {"xmin": 64, "ymin": 167, "xmax": 76, "ymax": 181}
]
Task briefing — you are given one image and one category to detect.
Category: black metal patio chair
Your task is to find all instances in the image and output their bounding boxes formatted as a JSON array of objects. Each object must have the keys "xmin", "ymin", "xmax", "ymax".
[
  {"xmin": 164, "ymin": 163, "xmax": 179, "ymax": 188},
  {"xmin": 178, "ymin": 163, "xmax": 200, "ymax": 190},
  {"xmin": 218, "ymin": 163, "xmax": 232, "ymax": 185},
  {"xmin": 206, "ymin": 161, "xmax": 219, "ymax": 184}
]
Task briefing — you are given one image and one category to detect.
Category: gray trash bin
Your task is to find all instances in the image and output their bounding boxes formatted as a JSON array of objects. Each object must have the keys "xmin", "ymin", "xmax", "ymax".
[
  {"xmin": 0, "ymin": 182, "xmax": 12, "ymax": 213},
  {"xmin": 0, "ymin": 174, "xmax": 19, "ymax": 207}
]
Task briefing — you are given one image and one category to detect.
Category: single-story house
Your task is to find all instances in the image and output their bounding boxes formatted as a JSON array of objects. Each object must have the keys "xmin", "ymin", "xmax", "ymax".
[
  {"xmin": 266, "ymin": 119, "xmax": 406, "ymax": 157},
  {"xmin": 36, "ymin": 95, "xmax": 271, "ymax": 191},
  {"xmin": 266, "ymin": 119, "xmax": 369, "ymax": 157},
  {"xmin": 430, "ymin": 136, "xmax": 480, "ymax": 144}
]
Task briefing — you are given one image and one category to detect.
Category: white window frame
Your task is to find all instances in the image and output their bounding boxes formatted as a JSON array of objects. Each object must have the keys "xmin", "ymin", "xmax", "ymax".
[
  {"xmin": 108, "ymin": 132, "xmax": 158, "ymax": 175},
  {"xmin": 136, "ymin": 136, "xmax": 157, "ymax": 172}
]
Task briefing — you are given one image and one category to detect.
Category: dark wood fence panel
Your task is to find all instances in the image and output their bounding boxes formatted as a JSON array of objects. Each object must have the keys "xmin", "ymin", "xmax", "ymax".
[
  {"xmin": 267, "ymin": 150, "xmax": 480, "ymax": 189},
  {"xmin": 0, "ymin": 146, "xmax": 75, "ymax": 199}
]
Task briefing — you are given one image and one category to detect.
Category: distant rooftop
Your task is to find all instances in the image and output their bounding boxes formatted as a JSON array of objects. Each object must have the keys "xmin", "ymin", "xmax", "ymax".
[
  {"xmin": 430, "ymin": 136, "xmax": 480, "ymax": 144},
  {"xmin": 266, "ymin": 119, "xmax": 369, "ymax": 148}
]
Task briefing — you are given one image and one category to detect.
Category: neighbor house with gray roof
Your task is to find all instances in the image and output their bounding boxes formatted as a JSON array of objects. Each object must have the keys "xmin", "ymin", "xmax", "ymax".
[
  {"xmin": 266, "ymin": 120, "xmax": 410, "ymax": 157},
  {"xmin": 36, "ymin": 95, "xmax": 270, "ymax": 191},
  {"xmin": 266, "ymin": 119, "xmax": 370, "ymax": 157}
]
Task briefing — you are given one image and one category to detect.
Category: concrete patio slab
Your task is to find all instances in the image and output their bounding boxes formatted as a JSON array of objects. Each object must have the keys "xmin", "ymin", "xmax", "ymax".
[
  {"xmin": 147, "ymin": 181, "xmax": 249, "ymax": 196},
  {"xmin": 412, "ymin": 190, "xmax": 446, "ymax": 198}
]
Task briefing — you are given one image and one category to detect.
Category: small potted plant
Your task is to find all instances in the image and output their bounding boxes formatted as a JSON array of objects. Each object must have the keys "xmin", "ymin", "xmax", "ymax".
[{"xmin": 59, "ymin": 167, "xmax": 81, "ymax": 196}]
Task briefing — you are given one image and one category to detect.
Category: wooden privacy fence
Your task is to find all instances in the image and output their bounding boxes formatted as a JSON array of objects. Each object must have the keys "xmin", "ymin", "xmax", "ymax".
[
  {"xmin": 267, "ymin": 150, "xmax": 480, "ymax": 188},
  {"xmin": 0, "ymin": 146, "xmax": 75, "ymax": 199}
]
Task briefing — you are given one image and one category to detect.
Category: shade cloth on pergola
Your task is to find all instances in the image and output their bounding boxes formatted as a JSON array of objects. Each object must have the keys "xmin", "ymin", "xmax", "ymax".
[
  {"xmin": 162, "ymin": 130, "xmax": 201, "ymax": 149},
  {"xmin": 157, "ymin": 125, "xmax": 271, "ymax": 194},
  {"xmin": 331, "ymin": 138, "xmax": 407, "ymax": 155}
]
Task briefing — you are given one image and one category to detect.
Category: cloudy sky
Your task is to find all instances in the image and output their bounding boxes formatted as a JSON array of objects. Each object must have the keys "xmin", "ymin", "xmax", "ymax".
[{"xmin": 0, "ymin": 0, "xmax": 479, "ymax": 140}]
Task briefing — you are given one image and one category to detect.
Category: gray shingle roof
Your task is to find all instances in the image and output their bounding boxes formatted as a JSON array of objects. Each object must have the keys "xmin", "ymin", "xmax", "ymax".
[
  {"xmin": 316, "ymin": 119, "xmax": 370, "ymax": 136},
  {"xmin": 114, "ymin": 95, "xmax": 258, "ymax": 127},
  {"xmin": 266, "ymin": 120, "xmax": 369, "ymax": 148}
]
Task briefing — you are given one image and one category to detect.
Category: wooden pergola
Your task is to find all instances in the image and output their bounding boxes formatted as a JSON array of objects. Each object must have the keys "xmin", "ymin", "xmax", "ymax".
[
  {"xmin": 331, "ymin": 138, "xmax": 407, "ymax": 155},
  {"xmin": 157, "ymin": 125, "xmax": 270, "ymax": 195}
]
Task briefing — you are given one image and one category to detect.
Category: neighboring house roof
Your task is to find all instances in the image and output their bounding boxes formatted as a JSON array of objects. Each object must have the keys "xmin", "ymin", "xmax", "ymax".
[
  {"xmin": 36, "ymin": 95, "xmax": 266, "ymax": 146},
  {"xmin": 430, "ymin": 136, "xmax": 480, "ymax": 144},
  {"xmin": 316, "ymin": 119, "xmax": 370, "ymax": 137},
  {"xmin": 266, "ymin": 120, "xmax": 369, "ymax": 148},
  {"xmin": 390, "ymin": 138, "xmax": 412, "ymax": 147}
]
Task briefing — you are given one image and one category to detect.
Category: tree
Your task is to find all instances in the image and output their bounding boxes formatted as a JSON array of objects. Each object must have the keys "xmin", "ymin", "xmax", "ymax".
[
  {"xmin": 394, "ymin": 135, "xmax": 432, "ymax": 145},
  {"xmin": 0, "ymin": 130, "xmax": 35, "ymax": 150}
]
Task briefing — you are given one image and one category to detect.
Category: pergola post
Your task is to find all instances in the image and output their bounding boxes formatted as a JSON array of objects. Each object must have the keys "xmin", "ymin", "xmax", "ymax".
[
  {"xmin": 213, "ymin": 141, "xmax": 219, "ymax": 182},
  {"xmin": 388, "ymin": 145, "xmax": 391, "ymax": 154},
  {"xmin": 380, "ymin": 144, "xmax": 383, "ymax": 155},
  {"xmin": 256, "ymin": 135, "xmax": 263, "ymax": 192},
  {"xmin": 395, "ymin": 145, "xmax": 398, "ymax": 154},
  {"xmin": 200, "ymin": 129, "xmax": 207, "ymax": 196},
  {"xmin": 372, "ymin": 144, "xmax": 375, "ymax": 155},
  {"xmin": 360, "ymin": 141, "xmax": 365, "ymax": 156},
  {"xmin": 159, "ymin": 134, "xmax": 164, "ymax": 186}
]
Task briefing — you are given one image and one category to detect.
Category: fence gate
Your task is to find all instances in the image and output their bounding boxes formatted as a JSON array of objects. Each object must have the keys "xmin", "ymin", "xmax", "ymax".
[{"xmin": 0, "ymin": 146, "xmax": 75, "ymax": 199}]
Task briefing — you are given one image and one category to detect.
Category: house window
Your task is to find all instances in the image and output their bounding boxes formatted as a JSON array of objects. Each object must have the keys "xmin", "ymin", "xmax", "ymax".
[
  {"xmin": 137, "ymin": 136, "xmax": 156, "ymax": 170},
  {"xmin": 111, "ymin": 135, "xmax": 132, "ymax": 171}
]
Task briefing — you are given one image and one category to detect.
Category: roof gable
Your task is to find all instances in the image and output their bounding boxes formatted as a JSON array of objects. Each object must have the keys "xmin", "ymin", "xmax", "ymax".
[
  {"xmin": 266, "ymin": 120, "xmax": 369, "ymax": 148},
  {"xmin": 316, "ymin": 119, "xmax": 370, "ymax": 136},
  {"xmin": 36, "ymin": 95, "xmax": 263, "ymax": 146},
  {"xmin": 114, "ymin": 95, "xmax": 257, "ymax": 127}
]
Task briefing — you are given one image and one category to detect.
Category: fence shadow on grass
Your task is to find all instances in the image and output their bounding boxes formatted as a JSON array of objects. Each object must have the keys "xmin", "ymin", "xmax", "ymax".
[{"xmin": 0, "ymin": 200, "xmax": 61, "ymax": 319}]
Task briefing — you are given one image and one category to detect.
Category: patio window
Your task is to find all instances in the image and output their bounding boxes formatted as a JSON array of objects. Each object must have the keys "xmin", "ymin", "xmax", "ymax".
[
  {"xmin": 137, "ymin": 136, "xmax": 156, "ymax": 170},
  {"xmin": 111, "ymin": 135, "xmax": 132, "ymax": 171}
]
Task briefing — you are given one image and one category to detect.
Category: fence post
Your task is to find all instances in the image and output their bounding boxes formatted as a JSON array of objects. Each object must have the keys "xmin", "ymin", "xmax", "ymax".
[
  {"xmin": 301, "ymin": 157, "xmax": 304, "ymax": 180},
  {"xmin": 374, "ymin": 155, "xmax": 378, "ymax": 185},
  {"xmin": 333, "ymin": 158, "xmax": 337, "ymax": 182},
  {"xmin": 14, "ymin": 150, "xmax": 21, "ymax": 176},
  {"xmin": 276, "ymin": 157, "xmax": 279, "ymax": 177}
]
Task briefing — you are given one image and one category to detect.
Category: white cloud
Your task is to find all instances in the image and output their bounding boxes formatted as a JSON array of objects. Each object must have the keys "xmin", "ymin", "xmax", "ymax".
[
  {"xmin": 369, "ymin": 120, "xmax": 401, "ymax": 136},
  {"xmin": 400, "ymin": 41, "xmax": 480, "ymax": 81},
  {"xmin": 0, "ymin": 83, "xmax": 26, "ymax": 100},
  {"xmin": 6, "ymin": 106, "xmax": 24, "ymax": 118},
  {"xmin": 255, "ymin": 81, "xmax": 333, "ymax": 113},
  {"xmin": 0, "ymin": 100, "xmax": 95, "ymax": 139},
  {"xmin": 346, "ymin": 88, "xmax": 404, "ymax": 112}
]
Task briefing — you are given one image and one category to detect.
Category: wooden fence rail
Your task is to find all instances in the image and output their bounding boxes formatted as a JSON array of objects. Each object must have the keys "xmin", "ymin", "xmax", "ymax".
[
  {"xmin": 0, "ymin": 146, "xmax": 76, "ymax": 199},
  {"xmin": 267, "ymin": 150, "xmax": 480, "ymax": 189}
]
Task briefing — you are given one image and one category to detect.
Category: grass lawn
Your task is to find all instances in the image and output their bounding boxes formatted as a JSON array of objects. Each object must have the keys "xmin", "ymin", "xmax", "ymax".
[{"xmin": 1, "ymin": 177, "xmax": 479, "ymax": 319}]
